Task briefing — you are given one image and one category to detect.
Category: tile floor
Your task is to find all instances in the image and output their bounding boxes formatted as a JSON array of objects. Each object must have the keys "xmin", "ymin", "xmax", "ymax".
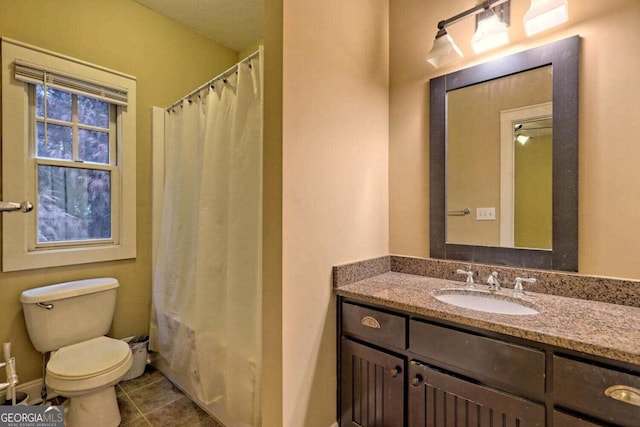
[{"xmin": 116, "ymin": 366, "xmax": 224, "ymax": 427}]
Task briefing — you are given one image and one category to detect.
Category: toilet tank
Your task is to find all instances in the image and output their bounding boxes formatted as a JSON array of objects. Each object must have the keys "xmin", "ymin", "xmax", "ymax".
[{"xmin": 20, "ymin": 278, "xmax": 120, "ymax": 353}]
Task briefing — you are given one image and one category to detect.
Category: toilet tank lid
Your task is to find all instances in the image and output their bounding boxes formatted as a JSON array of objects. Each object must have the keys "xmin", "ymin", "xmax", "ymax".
[{"xmin": 20, "ymin": 278, "xmax": 119, "ymax": 304}]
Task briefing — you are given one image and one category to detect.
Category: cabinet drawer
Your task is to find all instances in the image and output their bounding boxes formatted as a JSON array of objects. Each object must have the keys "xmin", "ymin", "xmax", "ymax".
[
  {"xmin": 342, "ymin": 302, "xmax": 406, "ymax": 349},
  {"xmin": 410, "ymin": 320, "xmax": 545, "ymax": 399},
  {"xmin": 553, "ymin": 356, "xmax": 640, "ymax": 427}
]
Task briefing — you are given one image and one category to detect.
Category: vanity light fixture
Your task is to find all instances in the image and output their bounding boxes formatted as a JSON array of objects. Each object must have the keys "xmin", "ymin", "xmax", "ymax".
[
  {"xmin": 516, "ymin": 134, "xmax": 531, "ymax": 145},
  {"xmin": 426, "ymin": 0, "xmax": 511, "ymax": 67},
  {"xmin": 426, "ymin": 0, "xmax": 569, "ymax": 68},
  {"xmin": 426, "ymin": 28, "xmax": 463, "ymax": 68},
  {"xmin": 472, "ymin": 7, "xmax": 510, "ymax": 53},
  {"xmin": 524, "ymin": 0, "xmax": 568, "ymax": 36}
]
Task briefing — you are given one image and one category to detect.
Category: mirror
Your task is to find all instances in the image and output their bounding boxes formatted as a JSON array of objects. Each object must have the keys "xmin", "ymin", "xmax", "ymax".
[
  {"xmin": 447, "ymin": 66, "xmax": 553, "ymax": 250},
  {"xmin": 430, "ymin": 36, "xmax": 579, "ymax": 271}
]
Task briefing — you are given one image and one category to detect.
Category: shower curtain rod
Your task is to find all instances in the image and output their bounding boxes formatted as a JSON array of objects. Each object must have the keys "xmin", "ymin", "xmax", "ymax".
[{"xmin": 166, "ymin": 49, "xmax": 260, "ymax": 112}]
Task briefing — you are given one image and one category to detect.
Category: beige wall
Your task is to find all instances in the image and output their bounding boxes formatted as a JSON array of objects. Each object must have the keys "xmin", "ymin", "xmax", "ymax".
[
  {"xmin": 261, "ymin": 0, "xmax": 283, "ymax": 424},
  {"xmin": 280, "ymin": 0, "xmax": 389, "ymax": 425},
  {"xmin": 390, "ymin": 0, "xmax": 640, "ymax": 280},
  {"xmin": 0, "ymin": 0, "xmax": 237, "ymax": 383}
]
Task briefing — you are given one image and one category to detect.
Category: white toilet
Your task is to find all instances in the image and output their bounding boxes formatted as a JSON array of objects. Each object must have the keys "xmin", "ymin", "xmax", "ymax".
[{"xmin": 20, "ymin": 278, "xmax": 133, "ymax": 427}]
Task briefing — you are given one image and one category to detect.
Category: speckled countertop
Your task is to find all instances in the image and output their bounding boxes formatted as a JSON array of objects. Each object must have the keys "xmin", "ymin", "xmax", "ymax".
[{"xmin": 335, "ymin": 271, "xmax": 640, "ymax": 366}]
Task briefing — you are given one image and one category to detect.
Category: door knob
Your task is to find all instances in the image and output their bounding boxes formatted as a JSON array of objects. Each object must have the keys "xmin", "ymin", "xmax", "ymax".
[
  {"xmin": 390, "ymin": 366, "xmax": 402, "ymax": 377},
  {"xmin": 411, "ymin": 374, "xmax": 424, "ymax": 387}
]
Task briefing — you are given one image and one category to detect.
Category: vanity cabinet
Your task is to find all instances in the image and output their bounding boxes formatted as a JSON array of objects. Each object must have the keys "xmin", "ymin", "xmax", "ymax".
[{"xmin": 338, "ymin": 298, "xmax": 640, "ymax": 427}]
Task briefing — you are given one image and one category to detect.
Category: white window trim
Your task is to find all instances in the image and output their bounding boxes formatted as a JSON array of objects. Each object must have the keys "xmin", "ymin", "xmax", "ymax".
[{"xmin": 1, "ymin": 38, "xmax": 136, "ymax": 271}]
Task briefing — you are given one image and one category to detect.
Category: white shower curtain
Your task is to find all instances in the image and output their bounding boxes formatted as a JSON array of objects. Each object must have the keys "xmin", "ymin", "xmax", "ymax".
[{"xmin": 153, "ymin": 55, "xmax": 262, "ymax": 426}]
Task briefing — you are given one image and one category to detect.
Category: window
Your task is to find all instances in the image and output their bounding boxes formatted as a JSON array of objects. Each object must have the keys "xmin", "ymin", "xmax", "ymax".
[
  {"xmin": 2, "ymin": 38, "xmax": 136, "ymax": 271},
  {"xmin": 34, "ymin": 85, "xmax": 116, "ymax": 245}
]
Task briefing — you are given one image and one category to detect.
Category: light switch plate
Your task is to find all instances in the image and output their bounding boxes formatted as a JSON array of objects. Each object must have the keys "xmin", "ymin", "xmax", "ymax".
[{"xmin": 476, "ymin": 207, "xmax": 496, "ymax": 221}]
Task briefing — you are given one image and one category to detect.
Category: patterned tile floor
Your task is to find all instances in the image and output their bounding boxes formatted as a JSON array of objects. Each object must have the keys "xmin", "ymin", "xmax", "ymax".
[{"xmin": 116, "ymin": 366, "xmax": 224, "ymax": 427}]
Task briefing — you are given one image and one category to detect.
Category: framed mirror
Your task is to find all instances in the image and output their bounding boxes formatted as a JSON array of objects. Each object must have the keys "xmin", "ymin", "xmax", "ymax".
[{"xmin": 430, "ymin": 36, "xmax": 579, "ymax": 271}]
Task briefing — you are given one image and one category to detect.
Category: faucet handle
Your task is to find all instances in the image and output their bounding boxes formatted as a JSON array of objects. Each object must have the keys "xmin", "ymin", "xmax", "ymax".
[
  {"xmin": 487, "ymin": 271, "xmax": 501, "ymax": 291},
  {"xmin": 456, "ymin": 267, "xmax": 476, "ymax": 289},
  {"xmin": 514, "ymin": 277, "xmax": 536, "ymax": 296}
]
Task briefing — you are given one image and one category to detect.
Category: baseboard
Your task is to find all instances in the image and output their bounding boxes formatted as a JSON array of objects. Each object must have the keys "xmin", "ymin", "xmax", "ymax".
[{"xmin": 0, "ymin": 378, "xmax": 58, "ymax": 405}]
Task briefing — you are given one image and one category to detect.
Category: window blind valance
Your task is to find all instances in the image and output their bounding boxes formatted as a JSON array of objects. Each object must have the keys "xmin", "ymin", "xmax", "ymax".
[{"xmin": 14, "ymin": 59, "xmax": 128, "ymax": 106}]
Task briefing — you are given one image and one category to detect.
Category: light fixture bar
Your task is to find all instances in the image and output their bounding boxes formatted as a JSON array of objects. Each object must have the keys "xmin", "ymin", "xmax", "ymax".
[{"xmin": 436, "ymin": 0, "xmax": 511, "ymax": 30}]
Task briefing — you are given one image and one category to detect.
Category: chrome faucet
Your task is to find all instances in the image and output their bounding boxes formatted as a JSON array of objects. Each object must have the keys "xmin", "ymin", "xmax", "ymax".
[
  {"xmin": 456, "ymin": 267, "xmax": 476, "ymax": 289},
  {"xmin": 514, "ymin": 277, "xmax": 536, "ymax": 297},
  {"xmin": 486, "ymin": 271, "xmax": 501, "ymax": 291}
]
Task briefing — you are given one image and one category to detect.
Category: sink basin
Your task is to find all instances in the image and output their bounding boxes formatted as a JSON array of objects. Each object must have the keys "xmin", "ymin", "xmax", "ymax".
[{"xmin": 435, "ymin": 289, "xmax": 539, "ymax": 315}]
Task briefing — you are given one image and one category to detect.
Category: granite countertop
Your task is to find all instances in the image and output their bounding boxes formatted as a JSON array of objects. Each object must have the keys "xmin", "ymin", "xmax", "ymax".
[{"xmin": 335, "ymin": 271, "xmax": 640, "ymax": 366}]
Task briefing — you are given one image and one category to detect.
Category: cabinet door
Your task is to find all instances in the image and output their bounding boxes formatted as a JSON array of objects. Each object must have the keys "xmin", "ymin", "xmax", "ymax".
[
  {"xmin": 340, "ymin": 338, "xmax": 405, "ymax": 427},
  {"xmin": 408, "ymin": 361, "xmax": 545, "ymax": 427}
]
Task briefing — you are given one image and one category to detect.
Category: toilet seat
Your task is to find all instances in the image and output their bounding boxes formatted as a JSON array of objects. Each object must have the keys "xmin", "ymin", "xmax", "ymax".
[
  {"xmin": 48, "ymin": 336, "xmax": 131, "ymax": 379},
  {"xmin": 46, "ymin": 336, "xmax": 132, "ymax": 396}
]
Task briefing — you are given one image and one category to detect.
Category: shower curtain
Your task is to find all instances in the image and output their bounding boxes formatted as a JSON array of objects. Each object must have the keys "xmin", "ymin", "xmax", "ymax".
[{"xmin": 152, "ymin": 54, "xmax": 262, "ymax": 426}]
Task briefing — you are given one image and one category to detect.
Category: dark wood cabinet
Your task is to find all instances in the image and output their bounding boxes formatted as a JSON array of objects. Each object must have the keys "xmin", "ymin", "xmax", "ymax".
[
  {"xmin": 408, "ymin": 361, "xmax": 545, "ymax": 427},
  {"xmin": 553, "ymin": 411, "xmax": 602, "ymax": 427},
  {"xmin": 553, "ymin": 356, "xmax": 640, "ymax": 427},
  {"xmin": 340, "ymin": 338, "xmax": 405, "ymax": 427},
  {"xmin": 410, "ymin": 319, "xmax": 545, "ymax": 400},
  {"xmin": 342, "ymin": 302, "xmax": 407, "ymax": 350},
  {"xmin": 338, "ymin": 298, "xmax": 640, "ymax": 427}
]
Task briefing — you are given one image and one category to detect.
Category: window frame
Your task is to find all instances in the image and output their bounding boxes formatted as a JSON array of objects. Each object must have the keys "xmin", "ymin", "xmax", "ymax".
[{"xmin": 1, "ymin": 38, "xmax": 136, "ymax": 272}]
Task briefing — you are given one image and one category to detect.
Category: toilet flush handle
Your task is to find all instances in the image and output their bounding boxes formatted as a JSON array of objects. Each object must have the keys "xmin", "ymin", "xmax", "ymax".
[{"xmin": 36, "ymin": 302, "xmax": 54, "ymax": 310}]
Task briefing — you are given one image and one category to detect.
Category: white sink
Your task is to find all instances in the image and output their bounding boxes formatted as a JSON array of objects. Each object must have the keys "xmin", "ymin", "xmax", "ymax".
[{"xmin": 435, "ymin": 289, "xmax": 539, "ymax": 315}]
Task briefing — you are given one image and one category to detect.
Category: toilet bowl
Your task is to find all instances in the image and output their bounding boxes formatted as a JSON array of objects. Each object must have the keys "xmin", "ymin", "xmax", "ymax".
[
  {"xmin": 20, "ymin": 278, "xmax": 132, "ymax": 427},
  {"xmin": 46, "ymin": 337, "xmax": 132, "ymax": 426}
]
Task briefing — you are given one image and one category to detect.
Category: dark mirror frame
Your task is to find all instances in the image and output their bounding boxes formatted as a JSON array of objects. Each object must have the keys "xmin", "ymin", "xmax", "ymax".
[{"xmin": 430, "ymin": 36, "xmax": 579, "ymax": 271}]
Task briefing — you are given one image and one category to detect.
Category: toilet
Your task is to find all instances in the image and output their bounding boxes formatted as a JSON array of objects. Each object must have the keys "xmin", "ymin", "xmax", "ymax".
[{"xmin": 20, "ymin": 278, "xmax": 132, "ymax": 427}]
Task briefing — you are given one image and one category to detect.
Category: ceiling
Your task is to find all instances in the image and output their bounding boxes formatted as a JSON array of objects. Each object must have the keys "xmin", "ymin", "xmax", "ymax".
[{"xmin": 133, "ymin": 0, "xmax": 263, "ymax": 52}]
